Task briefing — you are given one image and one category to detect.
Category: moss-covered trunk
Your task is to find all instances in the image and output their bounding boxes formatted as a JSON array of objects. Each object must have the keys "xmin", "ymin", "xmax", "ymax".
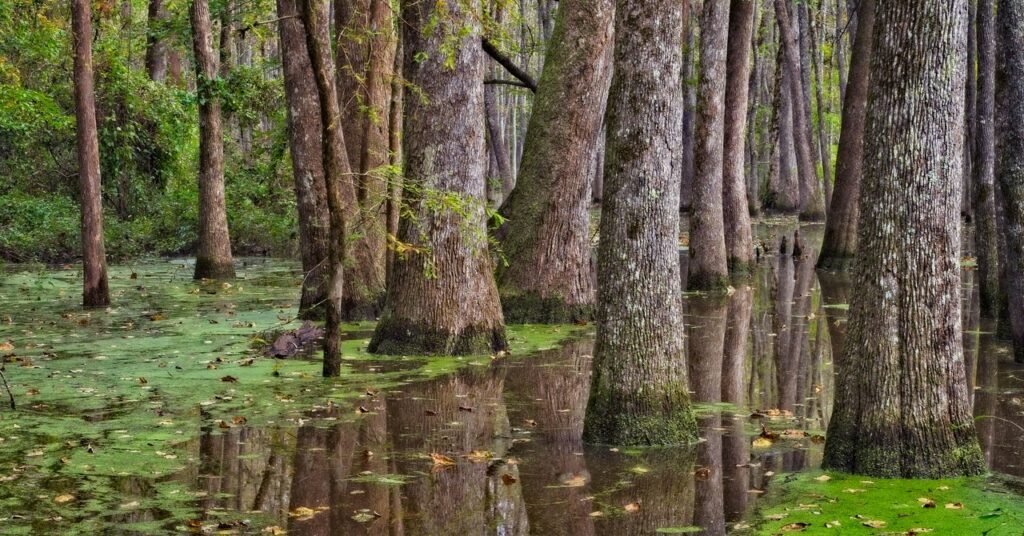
[
  {"xmin": 822, "ymin": 0, "xmax": 985, "ymax": 478},
  {"xmin": 583, "ymin": 0, "xmax": 697, "ymax": 446},
  {"xmin": 368, "ymin": 0, "xmax": 506, "ymax": 356},
  {"xmin": 495, "ymin": 0, "xmax": 613, "ymax": 324}
]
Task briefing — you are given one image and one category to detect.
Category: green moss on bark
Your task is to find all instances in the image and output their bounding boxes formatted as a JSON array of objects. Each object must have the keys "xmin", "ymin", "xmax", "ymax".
[
  {"xmin": 193, "ymin": 256, "xmax": 235, "ymax": 280},
  {"xmin": 368, "ymin": 316, "xmax": 508, "ymax": 356},
  {"xmin": 500, "ymin": 292, "xmax": 594, "ymax": 324},
  {"xmin": 582, "ymin": 383, "xmax": 699, "ymax": 446}
]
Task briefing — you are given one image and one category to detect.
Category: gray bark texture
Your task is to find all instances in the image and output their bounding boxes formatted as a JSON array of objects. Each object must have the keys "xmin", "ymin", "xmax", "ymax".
[
  {"xmin": 722, "ymin": 0, "xmax": 756, "ymax": 273},
  {"xmin": 974, "ymin": 0, "xmax": 999, "ymax": 318},
  {"xmin": 190, "ymin": 0, "xmax": 236, "ymax": 280},
  {"xmin": 583, "ymin": 0, "xmax": 697, "ymax": 446},
  {"xmin": 495, "ymin": 0, "xmax": 614, "ymax": 323},
  {"xmin": 822, "ymin": 0, "xmax": 986, "ymax": 478},
  {"xmin": 72, "ymin": 0, "xmax": 110, "ymax": 307},
  {"xmin": 368, "ymin": 0, "xmax": 507, "ymax": 355}
]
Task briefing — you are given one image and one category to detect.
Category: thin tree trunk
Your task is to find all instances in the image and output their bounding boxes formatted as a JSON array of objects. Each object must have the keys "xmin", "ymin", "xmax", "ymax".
[
  {"xmin": 995, "ymin": 1, "xmax": 1024, "ymax": 362},
  {"xmin": 495, "ymin": 0, "xmax": 614, "ymax": 323},
  {"xmin": 767, "ymin": 36, "xmax": 800, "ymax": 213},
  {"xmin": 964, "ymin": 0, "xmax": 977, "ymax": 220},
  {"xmin": 72, "ymin": 0, "xmax": 110, "ymax": 307},
  {"xmin": 583, "ymin": 0, "xmax": 697, "ymax": 446},
  {"xmin": 688, "ymin": 0, "xmax": 732, "ymax": 290},
  {"xmin": 190, "ymin": 0, "xmax": 235, "ymax": 280},
  {"xmin": 822, "ymin": 0, "xmax": 985, "ymax": 478},
  {"xmin": 818, "ymin": 0, "xmax": 874, "ymax": 269},
  {"xmin": 300, "ymin": 0, "xmax": 354, "ymax": 376},
  {"xmin": 368, "ymin": 0, "xmax": 507, "ymax": 355},
  {"xmin": 484, "ymin": 84, "xmax": 512, "ymax": 203},
  {"xmin": 974, "ymin": 0, "xmax": 999, "ymax": 318},
  {"xmin": 277, "ymin": 0, "xmax": 331, "ymax": 318},
  {"xmin": 776, "ymin": 0, "xmax": 824, "ymax": 221},
  {"xmin": 723, "ymin": 0, "xmax": 756, "ymax": 273},
  {"xmin": 834, "ymin": 0, "xmax": 847, "ymax": 103},
  {"xmin": 385, "ymin": 36, "xmax": 403, "ymax": 289},
  {"xmin": 809, "ymin": 6, "xmax": 832, "ymax": 214},
  {"xmin": 680, "ymin": 9, "xmax": 698, "ymax": 213},
  {"xmin": 145, "ymin": 0, "xmax": 168, "ymax": 81}
]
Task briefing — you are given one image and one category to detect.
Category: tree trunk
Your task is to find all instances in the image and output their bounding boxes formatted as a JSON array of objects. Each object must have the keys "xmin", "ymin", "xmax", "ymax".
[
  {"xmin": 723, "ymin": 0, "xmax": 756, "ymax": 273},
  {"xmin": 680, "ymin": 10, "xmax": 697, "ymax": 213},
  {"xmin": 809, "ymin": 8, "xmax": 832, "ymax": 214},
  {"xmin": 72, "ymin": 0, "xmax": 110, "ymax": 308},
  {"xmin": 995, "ymin": 0, "xmax": 1024, "ymax": 363},
  {"xmin": 300, "ymin": 0, "xmax": 354, "ymax": 376},
  {"xmin": 818, "ymin": 0, "xmax": 873, "ymax": 270},
  {"xmin": 688, "ymin": 0, "xmax": 731, "ymax": 291},
  {"xmin": 277, "ymin": 0, "xmax": 331, "ymax": 318},
  {"xmin": 964, "ymin": 0, "xmax": 977, "ymax": 220},
  {"xmin": 822, "ymin": 0, "xmax": 985, "ymax": 478},
  {"xmin": 484, "ymin": 84, "xmax": 512, "ymax": 204},
  {"xmin": 368, "ymin": 0, "xmax": 507, "ymax": 355},
  {"xmin": 583, "ymin": 0, "xmax": 697, "ymax": 445},
  {"xmin": 974, "ymin": 0, "xmax": 999, "ymax": 318},
  {"xmin": 190, "ymin": 0, "xmax": 235, "ymax": 280},
  {"xmin": 385, "ymin": 36, "xmax": 403, "ymax": 289},
  {"xmin": 495, "ymin": 0, "xmax": 614, "ymax": 323},
  {"xmin": 767, "ymin": 38, "xmax": 800, "ymax": 213},
  {"xmin": 776, "ymin": 0, "xmax": 824, "ymax": 221},
  {"xmin": 145, "ymin": 0, "xmax": 168, "ymax": 81}
]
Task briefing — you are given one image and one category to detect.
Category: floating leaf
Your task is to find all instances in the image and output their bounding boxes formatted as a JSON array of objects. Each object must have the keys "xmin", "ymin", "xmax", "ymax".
[
  {"xmin": 814, "ymin": 475, "xmax": 832, "ymax": 482},
  {"xmin": 861, "ymin": 520, "xmax": 886, "ymax": 528},
  {"xmin": 945, "ymin": 502, "xmax": 963, "ymax": 510},
  {"xmin": 917, "ymin": 497, "xmax": 936, "ymax": 508},
  {"xmin": 53, "ymin": 494, "xmax": 75, "ymax": 504},
  {"xmin": 501, "ymin": 473, "xmax": 518, "ymax": 485},
  {"xmin": 781, "ymin": 523, "xmax": 809, "ymax": 532},
  {"xmin": 430, "ymin": 452, "xmax": 455, "ymax": 467}
]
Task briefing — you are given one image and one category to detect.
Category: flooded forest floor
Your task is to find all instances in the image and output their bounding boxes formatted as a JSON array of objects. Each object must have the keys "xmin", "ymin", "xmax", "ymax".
[{"xmin": 1, "ymin": 220, "xmax": 1024, "ymax": 534}]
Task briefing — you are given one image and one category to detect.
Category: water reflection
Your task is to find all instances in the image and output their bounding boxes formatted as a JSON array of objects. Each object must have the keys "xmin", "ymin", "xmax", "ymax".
[{"xmin": 187, "ymin": 225, "xmax": 1024, "ymax": 534}]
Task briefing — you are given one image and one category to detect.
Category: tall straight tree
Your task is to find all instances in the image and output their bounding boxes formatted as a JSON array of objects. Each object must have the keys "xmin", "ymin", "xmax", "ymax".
[
  {"xmin": 974, "ymin": 0, "xmax": 999, "ymax": 317},
  {"xmin": 300, "ymin": 0, "xmax": 354, "ymax": 376},
  {"xmin": 775, "ymin": 0, "xmax": 824, "ymax": 221},
  {"xmin": 996, "ymin": 0, "xmax": 1024, "ymax": 363},
  {"xmin": 368, "ymin": 0, "xmax": 507, "ymax": 355},
  {"xmin": 687, "ymin": 0, "xmax": 731, "ymax": 290},
  {"xmin": 72, "ymin": 0, "xmax": 110, "ymax": 307},
  {"xmin": 822, "ymin": 0, "xmax": 986, "ymax": 477},
  {"xmin": 145, "ymin": 0, "xmax": 168, "ymax": 81},
  {"xmin": 722, "ymin": 0, "xmax": 755, "ymax": 272},
  {"xmin": 583, "ymin": 0, "xmax": 697, "ymax": 445},
  {"xmin": 190, "ymin": 0, "xmax": 235, "ymax": 279},
  {"xmin": 496, "ymin": 0, "xmax": 615, "ymax": 323},
  {"xmin": 277, "ymin": 0, "xmax": 331, "ymax": 317},
  {"xmin": 818, "ymin": 0, "xmax": 875, "ymax": 269}
]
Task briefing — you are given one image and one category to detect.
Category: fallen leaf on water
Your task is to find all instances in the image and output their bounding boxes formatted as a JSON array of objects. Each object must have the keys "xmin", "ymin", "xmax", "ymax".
[
  {"xmin": 752, "ymin": 437, "xmax": 773, "ymax": 448},
  {"xmin": 262, "ymin": 526, "xmax": 285, "ymax": 535},
  {"xmin": 350, "ymin": 509, "xmax": 381, "ymax": 523},
  {"xmin": 26, "ymin": 388, "xmax": 39, "ymax": 396},
  {"xmin": 624, "ymin": 502, "xmax": 641, "ymax": 513},
  {"xmin": 917, "ymin": 497, "xmax": 936, "ymax": 508},
  {"xmin": 53, "ymin": 494, "xmax": 75, "ymax": 504},
  {"xmin": 814, "ymin": 474, "xmax": 832, "ymax": 482},
  {"xmin": 766, "ymin": 513, "xmax": 788, "ymax": 521},
  {"xmin": 906, "ymin": 529, "xmax": 934, "ymax": 535},
  {"xmin": 232, "ymin": 415, "xmax": 247, "ymax": 425},
  {"xmin": 780, "ymin": 523, "xmax": 809, "ymax": 532},
  {"xmin": 138, "ymin": 377, "xmax": 148, "ymax": 385},
  {"xmin": 861, "ymin": 520, "xmax": 886, "ymax": 528},
  {"xmin": 589, "ymin": 511, "xmax": 604, "ymax": 518},
  {"xmin": 501, "ymin": 473, "xmax": 518, "ymax": 485},
  {"xmin": 430, "ymin": 452, "xmax": 455, "ymax": 467},
  {"xmin": 937, "ymin": 485, "xmax": 950, "ymax": 491},
  {"xmin": 220, "ymin": 375, "xmax": 238, "ymax": 383},
  {"xmin": 945, "ymin": 502, "xmax": 963, "ymax": 510},
  {"xmin": 0, "ymin": 342, "xmax": 14, "ymax": 352},
  {"xmin": 560, "ymin": 474, "xmax": 588, "ymax": 487},
  {"xmin": 825, "ymin": 520, "xmax": 841, "ymax": 528},
  {"xmin": 458, "ymin": 405, "xmax": 474, "ymax": 412},
  {"xmin": 524, "ymin": 419, "xmax": 538, "ymax": 427},
  {"xmin": 843, "ymin": 488, "xmax": 866, "ymax": 493},
  {"xmin": 424, "ymin": 409, "xmax": 438, "ymax": 416},
  {"xmin": 467, "ymin": 450, "xmax": 492, "ymax": 463}
]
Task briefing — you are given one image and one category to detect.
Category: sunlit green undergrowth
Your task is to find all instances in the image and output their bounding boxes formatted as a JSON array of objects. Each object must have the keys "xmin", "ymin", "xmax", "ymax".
[
  {"xmin": 0, "ymin": 259, "xmax": 587, "ymax": 534},
  {"xmin": 754, "ymin": 471, "xmax": 1024, "ymax": 534}
]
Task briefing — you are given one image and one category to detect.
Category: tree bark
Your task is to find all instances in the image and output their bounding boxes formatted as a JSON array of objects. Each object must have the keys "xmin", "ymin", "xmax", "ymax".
[
  {"xmin": 679, "ymin": 8, "xmax": 698, "ymax": 214},
  {"xmin": 190, "ymin": 0, "xmax": 236, "ymax": 280},
  {"xmin": 145, "ymin": 0, "xmax": 168, "ymax": 81},
  {"xmin": 767, "ymin": 38, "xmax": 800, "ymax": 213},
  {"xmin": 495, "ymin": 0, "xmax": 614, "ymax": 323},
  {"xmin": 809, "ymin": 8, "xmax": 832, "ymax": 214},
  {"xmin": 583, "ymin": 0, "xmax": 697, "ymax": 445},
  {"xmin": 300, "ymin": 0, "xmax": 354, "ymax": 376},
  {"xmin": 995, "ymin": 0, "xmax": 1024, "ymax": 363},
  {"xmin": 368, "ymin": 0, "xmax": 507, "ymax": 355},
  {"xmin": 385, "ymin": 35, "xmax": 403, "ymax": 289},
  {"xmin": 818, "ymin": 0, "xmax": 874, "ymax": 269},
  {"xmin": 72, "ymin": 0, "xmax": 110, "ymax": 308},
  {"xmin": 822, "ymin": 0, "xmax": 985, "ymax": 478},
  {"xmin": 775, "ymin": 0, "xmax": 824, "ymax": 221},
  {"xmin": 723, "ymin": 0, "xmax": 756, "ymax": 273},
  {"xmin": 974, "ymin": 0, "xmax": 999, "ymax": 318},
  {"xmin": 687, "ymin": 0, "xmax": 731, "ymax": 291},
  {"xmin": 964, "ymin": 0, "xmax": 977, "ymax": 220},
  {"xmin": 277, "ymin": 0, "xmax": 331, "ymax": 318}
]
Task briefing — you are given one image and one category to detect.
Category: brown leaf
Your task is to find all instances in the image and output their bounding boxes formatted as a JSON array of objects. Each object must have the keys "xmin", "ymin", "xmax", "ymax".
[
  {"xmin": 138, "ymin": 377, "xmax": 148, "ymax": 385},
  {"xmin": 231, "ymin": 415, "xmax": 247, "ymax": 425},
  {"xmin": 780, "ymin": 522, "xmax": 809, "ymax": 532},
  {"xmin": 694, "ymin": 466, "xmax": 711, "ymax": 480},
  {"xmin": 0, "ymin": 342, "xmax": 13, "ymax": 353},
  {"xmin": 945, "ymin": 502, "xmax": 963, "ymax": 510},
  {"xmin": 524, "ymin": 419, "xmax": 538, "ymax": 427},
  {"xmin": 53, "ymin": 494, "xmax": 75, "ymax": 504},
  {"xmin": 220, "ymin": 375, "xmax": 238, "ymax": 383},
  {"xmin": 424, "ymin": 409, "xmax": 438, "ymax": 416},
  {"xmin": 25, "ymin": 388, "xmax": 39, "ymax": 396},
  {"xmin": 861, "ymin": 520, "xmax": 887, "ymax": 528},
  {"xmin": 501, "ymin": 473, "xmax": 518, "ymax": 485},
  {"xmin": 430, "ymin": 452, "xmax": 456, "ymax": 467},
  {"xmin": 623, "ymin": 502, "xmax": 641, "ymax": 513},
  {"xmin": 917, "ymin": 497, "xmax": 936, "ymax": 508}
]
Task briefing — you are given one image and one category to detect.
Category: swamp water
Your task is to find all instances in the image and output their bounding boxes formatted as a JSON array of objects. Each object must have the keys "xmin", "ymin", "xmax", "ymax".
[{"xmin": 0, "ymin": 222, "xmax": 1023, "ymax": 535}]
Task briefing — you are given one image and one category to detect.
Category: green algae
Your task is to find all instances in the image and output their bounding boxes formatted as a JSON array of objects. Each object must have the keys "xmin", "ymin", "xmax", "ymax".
[
  {"xmin": 0, "ymin": 259, "xmax": 585, "ymax": 534},
  {"xmin": 754, "ymin": 471, "xmax": 1024, "ymax": 534}
]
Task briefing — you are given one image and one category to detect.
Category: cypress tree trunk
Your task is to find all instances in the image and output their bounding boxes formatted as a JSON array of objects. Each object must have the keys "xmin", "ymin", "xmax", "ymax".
[
  {"xmin": 368, "ymin": 0, "xmax": 507, "ymax": 356},
  {"xmin": 145, "ymin": 0, "xmax": 168, "ymax": 81},
  {"xmin": 722, "ymin": 0, "xmax": 756, "ymax": 273},
  {"xmin": 964, "ymin": 0, "xmax": 977, "ymax": 220},
  {"xmin": 775, "ymin": 0, "xmax": 824, "ymax": 221},
  {"xmin": 974, "ymin": 0, "xmax": 999, "ymax": 318},
  {"xmin": 583, "ymin": 0, "xmax": 697, "ymax": 445},
  {"xmin": 818, "ymin": 0, "xmax": 874, "ymax": 269},
  {"xmin": 72, "ymin": 0, "xmax": 110, "ymax": 308},
  {"xmin": 190, "ymin": 0, "xmax": 236, "ymax": 280},
  {"xmin": 385, "ymin": 37, "xmax": 403, "ymax": 289},
  {"xmin": 767, "ymin": 39, "xmax": 800, "ymax": 214},
  {"xmin": 301, "ymin": 0, "xmax": 354, "ymax": 376},
  {"xmin": 688, "ymin": 0, "xmax": 731, "ymax": 291},
  {"xmin": 495, "ymin": 0, "xmax": 614, "ymax": 323},
  {"xmin": 277, "ymin": 0, "xmax": 331, "ymax": 318},
  {"xmin": 822, "ymin": 0, "xmax": 985, "ymax": 478},
  {"xmin": 680, "ymin": 8, "xmax": 697, "ymax": 214},
  {"xmin": 995, "ymin": 0, "xmax": 1024, "ymax": 363}
]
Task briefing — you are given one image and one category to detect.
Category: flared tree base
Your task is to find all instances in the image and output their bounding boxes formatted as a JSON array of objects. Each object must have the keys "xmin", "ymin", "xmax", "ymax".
[
  {"xmin": 583, "ymin": 387, "xmax": 699, "ymax": 446},
  {"xmin": 193, "ymin": 256, "xmax": 236, "ymax": 280},
  {"xmin": 687, "ymin": 269, "xmax": 731, "ymax": 292},
  {"xmin": 816, "ymin": 254, "xmax": 857, "ymax": 271},
  {"xmin": 500, "ymin": 292, "xmax": 594, "ymax": 324},
  {"xmin": 823, "ymin": 423, "xmax": 986, "ymax": 478},
  {"xmin": 368, "ymin": 316, "xmax": 508, "ymax": 356}
]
